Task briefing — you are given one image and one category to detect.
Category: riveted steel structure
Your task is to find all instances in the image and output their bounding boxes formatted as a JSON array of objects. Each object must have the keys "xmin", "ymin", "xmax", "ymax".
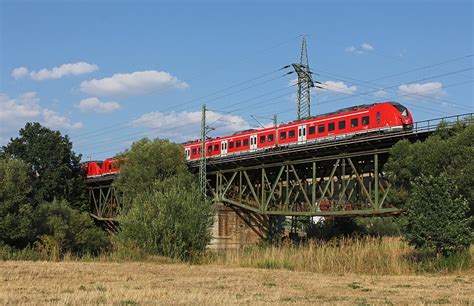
[
  {"xmin": 85, "ymin": 113, "xmax": 473, "ymax": 234},
  {"xmin": 189, "ymin": 113, "xmax": 473, "ymax": 219},
  {"xmin": 86, "ymin": 174, "xmax": 121, "ymax": 231}
]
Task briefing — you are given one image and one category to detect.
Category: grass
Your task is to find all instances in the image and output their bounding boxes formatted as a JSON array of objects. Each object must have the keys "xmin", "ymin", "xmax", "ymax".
[
  {"xmin": 0, "ymin": 260, "xmax": 472, "ymax": 305},
  {"xmin": 207, "ymin": 236, "xmax": 473, "ymax": 275}
]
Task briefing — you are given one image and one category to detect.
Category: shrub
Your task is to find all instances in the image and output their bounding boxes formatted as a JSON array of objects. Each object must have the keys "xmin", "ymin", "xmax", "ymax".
[
  {"xmin": 113, "ymin": 138, "xmax": 188, "ymax": 208},
  {"xmin": 404, "ymin": 175, "xmax": 472, "ymax": 256},
  {"xmin": 118, "ymin": 174, "xmax": 215, "ymax": 261},
  {"xmin": 34, "ymin": 200, "xmax": 110, "ymax": 258},
  {"xmin": 0, "ymin": 158, "xmax": 35, "ymax": 248}
]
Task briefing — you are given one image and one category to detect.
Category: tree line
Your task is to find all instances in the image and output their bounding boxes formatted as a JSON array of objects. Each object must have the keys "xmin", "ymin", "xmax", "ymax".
[{"xmin": 0, "ymin": 121, "xmax": 472, "ymax": 261}]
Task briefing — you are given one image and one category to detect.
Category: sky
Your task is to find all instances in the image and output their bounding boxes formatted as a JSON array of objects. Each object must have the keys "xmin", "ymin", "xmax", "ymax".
[{"xmin": 1, "ymin": 0, "xmax": 473, "ymax": 160}]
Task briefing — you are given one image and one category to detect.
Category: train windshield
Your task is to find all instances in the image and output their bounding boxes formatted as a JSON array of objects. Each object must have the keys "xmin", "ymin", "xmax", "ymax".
[{"xmin": 391, "ymin": 102, "xmax": 409, "ymax": 118}]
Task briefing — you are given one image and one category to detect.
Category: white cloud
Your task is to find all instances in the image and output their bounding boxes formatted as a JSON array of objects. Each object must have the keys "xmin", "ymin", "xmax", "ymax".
[
  {"xmin": 361, "ymin": 43, "xmax": 374, "ymax": 51},
  {"xmin": 316, "ymin": 81, "xmax": 357, "ymax": 94},
  {"xmin": 11, "ymin": 67, "xmax": 29, "ymax": 80},
  {"xmin": 76, "ymin": 97, "xmax": 121, "ymax": 113},
  {"xmin": 42, "ymin": 109, "xmax": 83, "ymax": 130},
  {"xmin": 345, "ymin": 46, "xmax": 356, "ymax": 53},
  {"xmin": 132, "ymin": 110, "xmax": 250, "ymax": 142},
  {"xmin": 80, "ymin": 70, "xmax": 188, "ymax": 97},
  {"xmin": 398, "ymin": 82, "xmax": 446, "ymax": 99},
  {"xmin": 0, "ymin": 92, "xmax": 82, "ymax": 144},
  {"xmin": 345, "ymin": 42, "xmax": 375, "ymax": 54},
  {"xmin": 374, "ymin": 90, "xmax": 388, "ymax": 98},
  {"xmin": 11, "ymin": 62, "xmax": 98, "ymax": 81}
]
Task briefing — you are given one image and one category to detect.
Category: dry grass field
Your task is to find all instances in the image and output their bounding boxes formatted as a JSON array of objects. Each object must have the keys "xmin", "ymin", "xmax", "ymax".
[{"xmin": 0, "ymin": 260, "xmax": 473, "ymax": 305}]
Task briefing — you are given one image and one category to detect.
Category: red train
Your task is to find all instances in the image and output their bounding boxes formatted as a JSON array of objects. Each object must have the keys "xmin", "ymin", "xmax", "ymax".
[
  {"xmin": 81, "ymin": 158, "xmax": 123, "ymax": 178},
  {"xmin": 83, "ymin": 101, "xmax": 413, "ymax": 177},
  {"xmin": 183, "ymin": 102, "xmax": 413, "ymax": 161}
]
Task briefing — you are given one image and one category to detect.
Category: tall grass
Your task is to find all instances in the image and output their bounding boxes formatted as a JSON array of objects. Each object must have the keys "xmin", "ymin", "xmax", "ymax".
[{"xmin": 206, "ymin": 237, "xmax": 473, "ymax": 275}]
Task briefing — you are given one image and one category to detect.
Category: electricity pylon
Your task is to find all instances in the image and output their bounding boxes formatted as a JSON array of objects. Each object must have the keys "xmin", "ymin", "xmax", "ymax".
[{"xmin": 292, "ymin": 35, "xmax": 315, "ymax": 120}]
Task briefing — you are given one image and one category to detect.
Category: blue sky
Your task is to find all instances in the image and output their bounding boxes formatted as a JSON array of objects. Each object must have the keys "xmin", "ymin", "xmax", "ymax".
[{"xmin": 1, "ymin": 0, "xmax": 472, "ymax": 160}]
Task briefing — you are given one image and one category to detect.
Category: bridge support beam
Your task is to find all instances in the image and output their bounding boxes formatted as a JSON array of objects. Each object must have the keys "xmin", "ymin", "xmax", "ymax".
[{"xmin": 208, "ymin": 151, "xmax": 399, "ymax": 217}]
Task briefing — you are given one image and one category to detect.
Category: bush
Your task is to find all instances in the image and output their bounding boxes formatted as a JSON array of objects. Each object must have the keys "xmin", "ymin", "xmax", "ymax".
[
  {"xmin": 113, "ymin": 138, "xmax": 188, "ymax": 207},
  {"xmin": 34, "ymin": 200, "xmax": 110, "ymax": 258},
  {"xmin": 118, "ymin": 174, "xmax": 215, "ymax": 261},
  {"xmin": 404, "ymin": 175, "xmax": 472, "ymax": 256},
  {"xmin": 0, "ymin": 158, "xmax": 35, "ymax": 248}
]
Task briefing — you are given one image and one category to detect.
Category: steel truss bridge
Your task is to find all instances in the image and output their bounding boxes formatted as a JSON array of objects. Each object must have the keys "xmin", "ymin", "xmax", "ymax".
[{"xmin": 85, "ymin": 113, "xmax": 473, "ymax": 233}]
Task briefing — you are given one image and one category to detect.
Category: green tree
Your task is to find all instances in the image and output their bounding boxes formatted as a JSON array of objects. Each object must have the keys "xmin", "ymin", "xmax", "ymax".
[
  {"xmin": 2, "ymin": 123, "xmax": 86, "ymax": 210},
  {"xmin": 404, "ymin": 175, "xmax": 472, "ymax": 256},
  {"xmin": 34, "ymin": 199, "xmax": 110, "ymax": 257},
  {"xmin": 114, "ymin": 138, "xmax": 188, "ymax": 207},
  {"xmin": 385, "ymin": 124, "xmax": 474, "ymax": 214},
  {"xmin": 119, "ymin": 174, "xmax": 215, "ymax": 260},
  {"xmin": 0, "ymin": 158, "xmax": 35, "ymax": 247}
]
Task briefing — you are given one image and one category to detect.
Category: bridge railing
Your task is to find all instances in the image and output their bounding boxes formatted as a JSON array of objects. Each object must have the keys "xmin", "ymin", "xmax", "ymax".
[{"xmin": 413, "ymin": 112, "xmax": 473, "ymax": 133}]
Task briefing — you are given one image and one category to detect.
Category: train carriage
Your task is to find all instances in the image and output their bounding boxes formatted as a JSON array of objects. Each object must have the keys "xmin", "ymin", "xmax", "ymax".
[{"xmin": 184, "ymin": 101, "xmax": 413, "ymax": 161}]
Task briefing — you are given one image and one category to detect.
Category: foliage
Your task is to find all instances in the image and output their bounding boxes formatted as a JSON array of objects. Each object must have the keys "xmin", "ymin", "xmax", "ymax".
[
  {"xmin": 404, "ymin": 175, "xmax": 472, "ymax": 256},
  {"xmin": 408, "ymin": 249, "xmax": 472, "ymax": 273},
  {"xmin": 2, "ymin": 122, "xmax": 86, "ymax": 210},
  {"xmin": 0, "ymin": 158, "xmax": 35, "ymax": 248},
  {"xmin": 306, "ymin": 217, "xmax": 365, "ymax": 240},
  {"xmin": 113, "ymin": 138, "xmax": 188, "ymax": 208},
  {"xmin": 355, "ymin": 217, "xmax": 401, "ymax": 237},
  {"xmin": 0, "ymin": 243, "xmax": 46, "ymax": 261},
  {"xmin": 385, "ymin": 123, "xmax": 474, "ymax": 214},
  {"xmin": 119, "ymin": 173, "xmax": 215, "ymax": 261},
  {"xmin": 33, "ymin": 199, "xmax": 110, "ymax": 258}
]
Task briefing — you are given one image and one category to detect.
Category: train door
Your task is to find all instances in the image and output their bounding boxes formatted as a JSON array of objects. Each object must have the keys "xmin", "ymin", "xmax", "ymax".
[
  {"xmin": 185, "ymin": 148, "xmax": 191, "ymax": 161},
  {"xmin": 221, "ymin": 140, "xmax": 228, "ymax": 156},
  {"xmin": 250, "ymin": 134, "xmax": 258, "ymax": 151},
  {"xmin": 298, "ymin": 125, "xmax": 307, "ymax": 143}
]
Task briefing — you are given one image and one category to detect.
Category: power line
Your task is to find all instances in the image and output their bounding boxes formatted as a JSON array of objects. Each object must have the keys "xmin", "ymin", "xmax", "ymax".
[
  {"xmin": 72, "ymin": 68, "xmax": 285, "ymax": 140},
  {"xmin": 80, "ymin": 65, "xmax": 472, "ymax": 158}
]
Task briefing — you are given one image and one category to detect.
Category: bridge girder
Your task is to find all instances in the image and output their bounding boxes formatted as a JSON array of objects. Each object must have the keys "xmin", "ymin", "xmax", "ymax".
[{"xmin": 208, "ymin": 150, "xmax": 399, "ymax": 217}]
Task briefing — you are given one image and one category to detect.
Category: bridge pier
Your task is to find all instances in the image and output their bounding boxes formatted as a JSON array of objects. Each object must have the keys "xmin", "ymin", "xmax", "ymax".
[{"xmin": 208, "ymin": 203, "xmax": 266, "ymax": 249}]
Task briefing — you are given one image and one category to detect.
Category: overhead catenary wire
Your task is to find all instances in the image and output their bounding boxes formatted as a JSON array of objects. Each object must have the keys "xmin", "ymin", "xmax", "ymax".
[
  {"xmin": 81, "ymin": 60, "xmax": 473, "ymax": 158},
  {"xmin": 77, "ymin": 53, "xmax": 472, "ymax": 142},
  {"xmin": 72, "ymin": 68, "xmax": 287, "ymax": 141}
]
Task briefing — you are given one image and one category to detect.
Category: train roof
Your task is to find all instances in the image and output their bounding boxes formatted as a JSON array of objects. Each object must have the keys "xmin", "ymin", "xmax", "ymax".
[{"xmin": 183, "ymin": 101, "xmax": 403, "ymax": 145}]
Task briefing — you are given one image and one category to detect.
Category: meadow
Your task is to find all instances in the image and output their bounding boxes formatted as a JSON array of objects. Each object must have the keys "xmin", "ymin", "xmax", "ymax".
[{"xmin": 1, "ymin": 237, "xmax": 472, "ymax": 305}]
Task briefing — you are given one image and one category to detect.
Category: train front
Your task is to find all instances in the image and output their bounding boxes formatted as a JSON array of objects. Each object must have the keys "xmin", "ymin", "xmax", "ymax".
[{"xmin": 390, "ymin": 102, "xmax": 413, "ymax": 129}]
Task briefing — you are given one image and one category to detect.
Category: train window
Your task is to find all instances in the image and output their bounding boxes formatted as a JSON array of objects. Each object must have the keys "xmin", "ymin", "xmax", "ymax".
[
  {"xmin": 318, "ymin": 124, "xmax": 325, "ymax": 133},
  {"xmin": 351, "ymin": 118, "xmax": 358, "ymax": 127},
  {"xmin": 236, "ymin": 140, "xmax": 242, "ymax": 147},
  {"xmin": 309, "ymin": 126, "xmax": 315, "ymax": 134},
  {"xmin": 207, "ymin": 145, "xmax": 212, "ymax": 153},
  {"xmin": 338, "ymin": 120, "xmax": 346, "ymax": 129},
  {"xmin": 268, "ymin": 134, "xmax": 274, "ymax": 142},
  {"xmin": 289, "ymin": 130, "xmax": 295, "ymax": 138},
  {"xmin": 328, "ymin": 122, "xmax": 335, "ymax": 132},
  {"xmin": 229, "ymin": 141, "xmax": 234, "ymax": 149},
  {"xmin": 192, "ymin": 148, "xmax": 197, "ymax": 155},
  {"xmin": 243, "ymin": 139, "xmax": 249, "ymax": 146},
  {"xmin": 198, "ymin": 148, "xmax": 202, "ymax": 153},
  {"xmin": 213, "ymin": 144, "xmax": 219, "ymax": 151},
  {"xmin": 280, "ymin": 131, "xmax": 287, "ymax": 140},
  {"xmin": 362, "ymin": 116, "xmax": 369, "ymax": 125},
  {"xmin": 376, "ymin": 112, "xmax": 381, "ymax": 124},
  {"xmin": 260, "ymin": 135, "xmax": 266, "ymax": 143}
]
